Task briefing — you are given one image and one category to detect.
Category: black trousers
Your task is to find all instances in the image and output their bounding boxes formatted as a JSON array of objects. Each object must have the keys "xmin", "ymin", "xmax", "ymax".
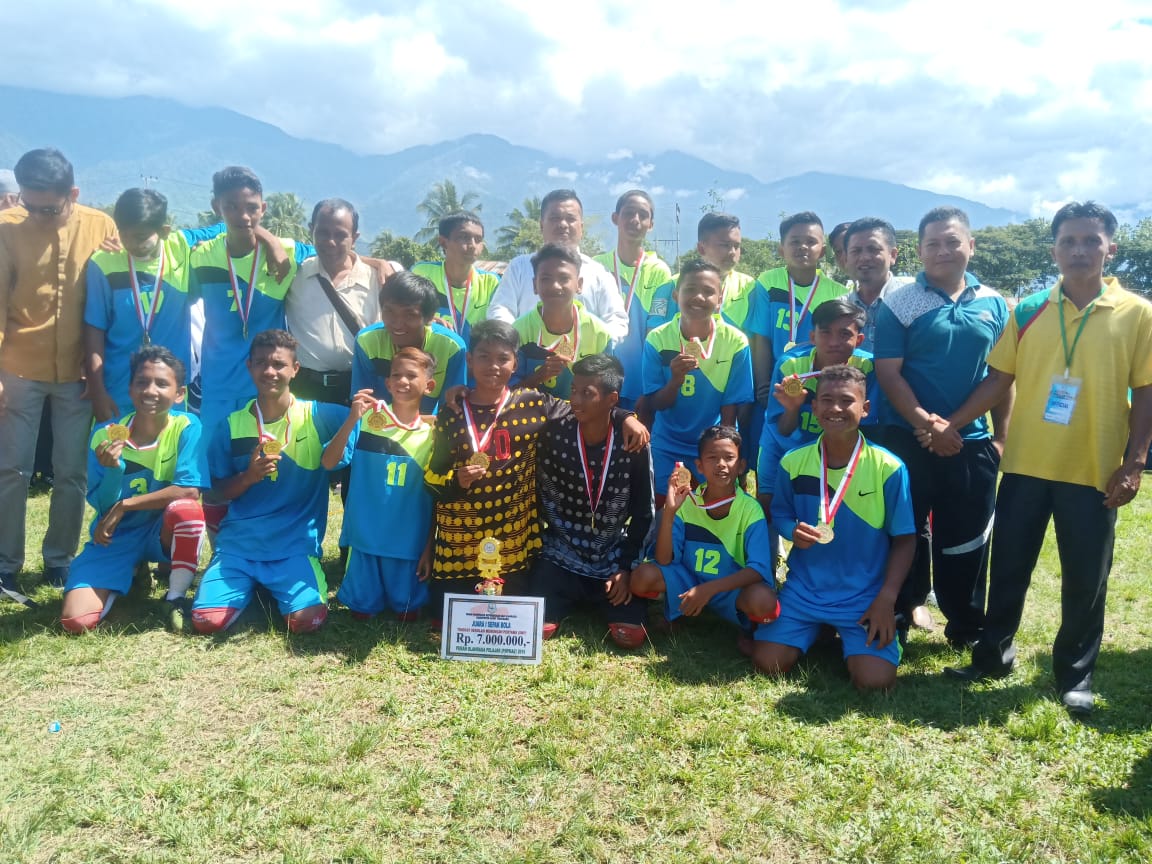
[
  {"xmin": 427, "ymin": 572, "xmax": 530, "ymax": 622},
  {"xmin": 527, "ymin": 557, "xmax": 648, "ymax": 626},
  {"xmin": 882, "ymin": 427, "xmax": 999, "ymax": 644},
  {"xmin": 972, "ymin": 474, "xmax": 1116, "ymax": 693}
]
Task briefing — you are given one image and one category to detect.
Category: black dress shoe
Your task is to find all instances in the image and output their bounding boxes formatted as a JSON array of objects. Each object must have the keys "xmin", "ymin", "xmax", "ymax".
[
  {"xmin": 943, "ymin": 662, "xmax": 1013, "ymax": 682},
  {"xmin": 1060, "ymin": 690, "xmax": 1094, "ymax": 716}
]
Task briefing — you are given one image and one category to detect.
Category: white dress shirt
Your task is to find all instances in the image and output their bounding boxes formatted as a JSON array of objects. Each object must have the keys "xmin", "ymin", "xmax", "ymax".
[
  {"xmin": 285, "ymin": 255, "xmax": 383, "ymax": 371},
  {"xmin": 487, "ymin": 251, "xmax": 629, "ymax": 343}
]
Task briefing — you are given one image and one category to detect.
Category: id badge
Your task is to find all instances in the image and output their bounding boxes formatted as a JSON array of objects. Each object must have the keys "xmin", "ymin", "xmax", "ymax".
[{"xmin": 1043, "ymin": 375, "xmax": 1081, "ymax": 425}]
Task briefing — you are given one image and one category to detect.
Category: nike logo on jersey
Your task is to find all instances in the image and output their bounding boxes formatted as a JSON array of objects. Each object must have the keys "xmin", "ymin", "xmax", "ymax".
[{"xmin": 857, "ymin": 490, "xmax": 877, "ymax": 496}]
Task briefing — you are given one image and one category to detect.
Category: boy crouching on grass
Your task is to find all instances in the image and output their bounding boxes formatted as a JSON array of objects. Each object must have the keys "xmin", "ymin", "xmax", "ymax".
[
  {"xmin": 61, "ymin": 346, "xmax": 208, "ymax": 633},
  {"xmin": 323, "ymin": 347, "xmax": 437, "ymax": 621},
  {"xmin": 629, "ymin": 425, "xmax": 779, "ymax": 651},
  {"xmin": 751, "ymin": 365, "xmax": 915, "ymax": 691},
  {"xmin": 190, "ymin": 330, "xmax": 347, "ymax": 635},
  {"xmin": 528, "ymin": 354, "xmax": 655, "ymax": 648}
]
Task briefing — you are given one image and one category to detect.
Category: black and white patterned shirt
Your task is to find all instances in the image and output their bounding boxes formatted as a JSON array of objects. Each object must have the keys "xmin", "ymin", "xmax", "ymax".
[{"xmin": 537, "ymin": 415, "xmax": 654, "ymax": 578}]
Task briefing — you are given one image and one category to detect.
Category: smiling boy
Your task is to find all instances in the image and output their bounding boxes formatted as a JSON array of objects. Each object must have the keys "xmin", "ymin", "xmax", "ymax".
[
  {"xmin": 752, "ymin": 365, "xmax": 915, "ymax": 691},
  {"xmin": 512, "ymin": 243, "xmax": 612, "ymax": 398},
  {"xmin": 191, "ymin": 330, "xmax": 347, "ymax": 635},
  {"xmin": 61, "ymin": 345, "xmax": 208, "ymax": 632}
]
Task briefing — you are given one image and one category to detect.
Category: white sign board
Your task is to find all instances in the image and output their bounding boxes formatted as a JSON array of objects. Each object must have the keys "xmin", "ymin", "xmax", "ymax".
[{"xmin": 440, "ymin": 593, "xmax": 545, "ymax": 664}]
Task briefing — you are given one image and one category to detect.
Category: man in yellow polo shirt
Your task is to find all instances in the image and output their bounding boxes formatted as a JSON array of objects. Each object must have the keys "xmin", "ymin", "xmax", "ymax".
[
  {"xmin": 0, "ymin": 149, "xmax": 117, "ymax": 599},
  {"xmin": 931, "ymin": 201, "xmax": 1152, "ymax": 716}
]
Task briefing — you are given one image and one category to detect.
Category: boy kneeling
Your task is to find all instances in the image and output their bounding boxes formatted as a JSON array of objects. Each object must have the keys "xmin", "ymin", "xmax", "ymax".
[
  {"xmin": 61, "ymin": 346, "xmax": 208, "ymax": 633},
  {"xmin": 751, "ymin": 365, "xmax": 914, "ymax": 691},
  {"xmin": 630, "ymin": 426, "xmax": 779, "ymax": 647}
]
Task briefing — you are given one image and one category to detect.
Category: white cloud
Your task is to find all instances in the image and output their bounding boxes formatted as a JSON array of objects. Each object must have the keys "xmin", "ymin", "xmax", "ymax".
[
  {"xmin": 546, "ymin": 167, "xmax": 578, "ymax": 182},
  {"xmin": 4, "ymin": 1, "xmax": 1152, "ymax": 213}
]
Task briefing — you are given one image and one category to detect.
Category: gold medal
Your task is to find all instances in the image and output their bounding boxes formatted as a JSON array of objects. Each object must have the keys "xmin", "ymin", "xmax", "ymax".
[
  {"xmin": 262, "ymin": 439, "xmax": 282, "ymax": 457},
  {"xmin": 469, "ymin": 451, "xmax": 491, "ymax": 471},
  {"xmin": 671, "ymin": 462, "xmax": 693, "ymax": 487},
  {"xmin": 684, "ymin": 338, "xmax": 704, "ymax": 360},
  {"xmin": 782, "ymin": 376, "xmax": 806, "ymax": 397},
  {"xmin": 367, "ymin": 412, "xmax": 386, "ymax": 431},
  {"xmin": 107, "ymin": 424, "xmax": 131, "ymax": 443},
  {"xmin": 553, "ymin": 334, "xmax": 574, "ymax": 361},
  {"xmin": 814, "ymin": 522, "xmax": 834, "ymax": 544}
]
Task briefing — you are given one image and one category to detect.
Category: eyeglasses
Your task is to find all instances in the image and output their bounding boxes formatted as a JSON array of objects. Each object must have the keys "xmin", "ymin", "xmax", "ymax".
[{"xmin": 19, "ymin": 197, "xmax": 70, "ymax": 218}]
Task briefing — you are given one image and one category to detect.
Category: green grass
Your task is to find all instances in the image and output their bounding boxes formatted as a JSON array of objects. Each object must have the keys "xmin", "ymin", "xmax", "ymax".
[{"xmin": 3, "ymin": 487, "xmax": 1152, "ymax": 862}]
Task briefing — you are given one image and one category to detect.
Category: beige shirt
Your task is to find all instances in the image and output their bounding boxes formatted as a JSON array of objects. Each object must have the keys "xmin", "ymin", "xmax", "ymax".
[
  {"xmin": 285, "ymin": 255, "xmax": 382, "ymax": 372},
  {"xmin": 0, "ymin": 204, "xmax": 117, "ymax": 382}
]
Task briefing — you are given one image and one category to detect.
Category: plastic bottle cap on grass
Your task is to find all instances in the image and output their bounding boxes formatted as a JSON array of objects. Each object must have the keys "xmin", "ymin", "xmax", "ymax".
[{"xmin": 48, "ymin": 721, "xmax": 61, "ymax": 733}]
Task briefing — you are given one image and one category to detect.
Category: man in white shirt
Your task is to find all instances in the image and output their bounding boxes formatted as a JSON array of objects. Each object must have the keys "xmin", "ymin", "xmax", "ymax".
[
  {"xmin": 488, "ymin": 189, "xmax": 628, "ymax": 343},
  {"xmin": 285, "ymin": 198, "xmax": 395, "ymax": 404}
]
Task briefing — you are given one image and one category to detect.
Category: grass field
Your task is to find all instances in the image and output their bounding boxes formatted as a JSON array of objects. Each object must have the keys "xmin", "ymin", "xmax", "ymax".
[{"xmin": 3, "ymin": 487, "xmax": 1152, "ymax": 863}]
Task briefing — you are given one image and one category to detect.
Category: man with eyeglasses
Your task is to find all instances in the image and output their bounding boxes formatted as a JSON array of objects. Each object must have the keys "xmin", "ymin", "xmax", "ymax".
[{"xmin": 0, "ymin": 148, "xmax": 117, "ymax": 602}]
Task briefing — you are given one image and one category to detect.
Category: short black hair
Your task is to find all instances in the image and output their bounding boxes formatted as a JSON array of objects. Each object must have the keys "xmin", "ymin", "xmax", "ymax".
[
  {"xmin": 310, "ymin": 197, "xmax": 359, "ymax": 233},
  {"xmin": 844, "ymin": 216, "xmax": 897, "ymax": 251},
  {"xmin": 468, "ymin": 319, "xmax": 520, "ymax": 355},
  {"xmin": 677, "ymin": 258, "xmax": 722, "ymax": 286},
  {"xmin": 14, "ymin": 148, "xmax": 74, "ymax": 196},
  {"xmin": 615, "ymin": 189, "xmax": 654, "ymax": 215},
  {"xmin": 531, "ymin": 242, "xmax": 582, "ymax": 276},
  {"xmin": 540, "ymin": 189, "xmax": 582, "ymax": 220},
  {"xmin": 828, "ymin": 221, "xmax": 853, "ymax": 250},
  {"xmin": 113, "ymin": 188, "xmax": 169, "ymax": 232},
  {"xmin": 1051, "ymin": 201, "xmax": 1118, "ymax": 240},
  {"xmin": 698, "ymin": 424, "xmax": 742, "ymax": 456},
  {"xmin": 816, "ymin": 363, "xmax": 867, "ymax": 396},
  {"xmin": 811, "ymin": 298, "xmax": 864, "ymax": 331},
  {"xmin": 439, "ymin": 210, "xmax": 483, "ymax": 239},
  {"xmin": 918, "ymin": 206, "xmax": 969, "ymax": 241},
  {"xmin": 380, "ymin": 271, "xmax": 440, "ymax": 321},
  {"xmin": 392, "ymin": 346, "xmax": 437, "ymax": 376},
  {"xmin": 572, "ymin": 353, "xmax": 624, "ymax": 396},
  {"xmin": 697, "ymin": 212, "xmax": 740, "ymax": 241},
  {"xmin": 129, "ymin": 344, "xmax": 186, "ymax": 385},
  {"xmin": 249, "ymin": 329, "xmax": 298, "ymax": 360},
  {"xmin": 213, "ymin": 166, "xmax": 263, "ymax": 198},
  {"xmin": 779, "ymin": 211, "xmax": 824, "ymax": 241}
]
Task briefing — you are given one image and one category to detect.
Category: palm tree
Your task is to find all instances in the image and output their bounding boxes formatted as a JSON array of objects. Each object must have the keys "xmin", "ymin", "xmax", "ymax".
[
  {"xmin": 262, "ymin": 192, "xmax": 310, "ymax": 241},
  {"xmin": 416, "ymin": 180, "xmax": 482, "ymax": 243},
  {"xmin": 494, "ymin": 196, "xmax": 543, "ymax": 258}
]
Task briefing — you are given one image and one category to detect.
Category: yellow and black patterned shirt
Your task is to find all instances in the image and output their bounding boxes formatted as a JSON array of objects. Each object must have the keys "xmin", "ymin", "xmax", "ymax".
[{"xmin": 424, "ymin": 389, "xmax": 635, "ymax": 580}]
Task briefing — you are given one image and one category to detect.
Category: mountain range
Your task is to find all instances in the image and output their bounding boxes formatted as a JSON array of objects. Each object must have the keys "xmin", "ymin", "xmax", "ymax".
[{"xmin": 1, "ymin": 85, "xmax": 1029, "ymax": 249}]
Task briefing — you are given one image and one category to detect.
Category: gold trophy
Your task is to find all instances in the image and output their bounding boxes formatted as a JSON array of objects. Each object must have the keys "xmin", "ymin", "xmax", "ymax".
[{"xmin": 475, "ymin": 535, "xmax": 504, "ymax": 595}]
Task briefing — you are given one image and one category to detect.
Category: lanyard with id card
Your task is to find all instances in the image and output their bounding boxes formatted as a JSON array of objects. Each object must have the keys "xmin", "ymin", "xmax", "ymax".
[{"xmin": 1044, "ymin": 286, "xmax": 1100, "ymax": 426}]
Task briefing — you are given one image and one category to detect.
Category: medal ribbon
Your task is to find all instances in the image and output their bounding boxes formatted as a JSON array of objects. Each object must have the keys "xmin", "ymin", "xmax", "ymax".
[
  {"xmin": 372, "ymin": 399, "xmax": 423, "ymax": 431},
  {"xmin": 788, "ymin": 274, "xmax": 821, "ymax": 344},
  {"xmin": 578, "ymin": 424, "xmax": 615, "ymax": 519},
  {"xmin": 690, "ymin": 484, "xmax": 737, "ymax": 511},
  {"xmin": 255, "ymin": 398, "xmax": 293, "ymax": 450},
  {"xmin": 538, "ymin": 305, "xmax": 580, "ymax": 356},
  {"xmin": 127, "ymin": 250, "xmax": 166, "ymax": 343},
  {"xmin": 680, "ymin": 319, "xmax": 716, "ymax": 360},
  {"xmin": 445, "ymin": 268, "xmax": 473, "ymax": 333},
  {"xmin": 461, "ymin": 388, "xmax": 513, "ymax": 455},
  {"xmin": 1057, "ymin": 282, "xmax": 1103, "ymax": 378},
  {"xmin": 226, "ymin": 247, "xmax": 262, "ymax": 336},
  {"xmin": 819, "ymin": 433, "xmax": 864, "ymax": 525},
  {"xmin": 612, "ymin": 252, "xmax": 644, "ymax": 314},
  {"xmin": 123, "ymin": 414, "xmax": 161, "ymax": 451}
]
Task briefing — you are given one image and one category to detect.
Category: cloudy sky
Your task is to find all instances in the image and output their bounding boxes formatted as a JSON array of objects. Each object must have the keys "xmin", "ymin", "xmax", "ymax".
[{"xmin": 5, "ymin": 0, "xmax": 1151, "ymax": 216}]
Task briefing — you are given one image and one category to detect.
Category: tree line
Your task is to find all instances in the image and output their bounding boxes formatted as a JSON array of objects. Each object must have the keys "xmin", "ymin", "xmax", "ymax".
[{"xmin": 186, "ymin": 180, "xmax": 1152, "ymax": 297}]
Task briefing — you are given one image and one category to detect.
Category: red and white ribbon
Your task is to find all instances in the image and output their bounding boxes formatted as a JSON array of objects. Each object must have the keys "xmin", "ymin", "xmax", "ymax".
[
  {"xmin": 819, "ymin": 432, "xmax": 864, "ymax": 525},
  {"xmin": 127, "ymin": 250, "xmax": 166, "ymax": 345}
]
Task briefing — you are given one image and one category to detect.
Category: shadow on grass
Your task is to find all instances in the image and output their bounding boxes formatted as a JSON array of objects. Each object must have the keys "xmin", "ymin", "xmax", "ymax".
[
  {"xmin": 770, "ymin": 644, "xmax": 1152, "ymax": 732},
  {"xmin": 1092, "ymin": 747, "xmax": 1152, "ymax": 818}
]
